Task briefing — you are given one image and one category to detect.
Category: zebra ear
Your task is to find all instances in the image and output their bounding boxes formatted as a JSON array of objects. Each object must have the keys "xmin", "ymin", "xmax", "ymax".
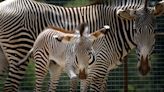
[
  {"xmin": 89, "ymin": 25, "xmax": 110, "ymax": 41},
  {"xmin": 117, "ymin": 9, "xmax": 136, "ymax": 20},
  {"xmin": 153, "ymin": 0, "xmax": 164, "ymax": 16},
  {"xmin": 54, "ymin": 35, "xmax": 75, "ymax": 44},
  {"xmin": 75, "ymin": 23, "xmax": 89, "ymax": 37}
]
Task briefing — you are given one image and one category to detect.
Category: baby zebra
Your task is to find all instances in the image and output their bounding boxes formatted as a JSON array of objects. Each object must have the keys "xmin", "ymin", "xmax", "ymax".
[{"xmin": 18, "ymin": 23, "xmax": 109, "ymax": 92}]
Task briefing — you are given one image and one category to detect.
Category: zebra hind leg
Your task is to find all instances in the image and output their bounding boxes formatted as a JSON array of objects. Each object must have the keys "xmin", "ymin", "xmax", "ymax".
[
  {"xmin": 3, "ymin": 59, "xmax": 29, "ymax": 92},
  {"xmin": 48, "ymin": 61, "xmax": 62, "ymax": 92}
]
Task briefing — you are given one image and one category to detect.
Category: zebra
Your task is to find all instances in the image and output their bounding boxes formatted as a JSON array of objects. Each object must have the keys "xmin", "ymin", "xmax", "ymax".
[
  {"xmin": 0, "ymin": 0, "xmax": 163, "ymax": 91},
  {"xmin": 17, "ymin": 23, "xmax": 109, "ymax": 91},
  {"xmin": 80, "ymin": 0, "xmax": 164, "ymax": 91}
]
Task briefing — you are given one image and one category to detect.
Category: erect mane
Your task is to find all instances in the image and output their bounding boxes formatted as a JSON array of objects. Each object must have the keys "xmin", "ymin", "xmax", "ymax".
[{"xmin": 48, "ymin": 26, "xmax": 75, "ymax": 34}]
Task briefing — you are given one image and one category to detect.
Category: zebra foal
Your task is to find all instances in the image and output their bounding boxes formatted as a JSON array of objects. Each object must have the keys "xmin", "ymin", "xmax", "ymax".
[{"xmin": 17, "ymin": 23, "xmax": 109, "ymax": 92}]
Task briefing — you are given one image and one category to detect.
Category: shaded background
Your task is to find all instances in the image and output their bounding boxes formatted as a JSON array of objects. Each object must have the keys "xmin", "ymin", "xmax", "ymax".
[{"xmin": 0, "ymin": 0, "xmax": 163, "ymax": 92}]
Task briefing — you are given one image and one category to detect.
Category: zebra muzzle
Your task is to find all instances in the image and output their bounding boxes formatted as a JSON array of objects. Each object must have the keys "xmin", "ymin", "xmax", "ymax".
[
  {"xmin": 79, "ymin": 69, "xmax": 87, "ymax": 79},
  {"xmin": 138, "ymin": 55, "xmax": 150, "ymax": 76}
]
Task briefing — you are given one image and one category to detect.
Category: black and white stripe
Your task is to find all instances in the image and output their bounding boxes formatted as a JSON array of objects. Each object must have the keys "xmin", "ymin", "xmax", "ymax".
[{"xmin": 0, "ymin": 0, "xmax": 160, "ymax": 91}]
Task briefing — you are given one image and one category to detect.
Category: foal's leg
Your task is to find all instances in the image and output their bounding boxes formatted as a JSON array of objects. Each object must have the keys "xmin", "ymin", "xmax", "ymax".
[
  {"xmin": 34, "ymin": 51, "xmax": 49, "ymax": 92},
  {"xmin": 70, "ymin": 78, "xmax": 78, "ymax": 92},
  {"xmin": 48, "ymin": 61, "xmax": 62, "ymax": 92}
]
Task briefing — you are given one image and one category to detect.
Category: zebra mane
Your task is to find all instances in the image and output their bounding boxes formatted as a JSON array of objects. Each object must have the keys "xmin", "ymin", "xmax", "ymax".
[
  {"xmin": 48, "ymin": 23, "xmax": 88, "ymax": 37},
  {"xmin": 108, "ymin": 0, "xmax": 145, "ymax": 9},
  {"xmin": 48, "ymin": 26, "xmax": 75, "ymax": 34},
  {"xmin": 86, "ymin": 0, "xmax": 146, "ymax": 9}
]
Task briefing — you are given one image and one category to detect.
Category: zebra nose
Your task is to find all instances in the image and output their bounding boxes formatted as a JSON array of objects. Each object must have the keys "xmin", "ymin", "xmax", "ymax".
[
  {"xmin": 79, "ymin": 69, "xmax": 87, "ymax": 79},
  {"xmin": 138, "ymin": 55, "xmax": 150, "ymax": 76},
  {"xmin": 154, "ymin": 3, "xmax": 164, "ymax": 16}
]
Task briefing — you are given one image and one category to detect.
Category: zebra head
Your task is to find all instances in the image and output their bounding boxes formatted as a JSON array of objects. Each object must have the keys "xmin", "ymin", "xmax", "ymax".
[
  {"xmin": 154, "ymin": 0, "xmax": 164, "ymax": 16},
  {"xmin": 117, "ymin": 0, "xmax": 163, "ymax": 76},
  {"xmin": 74, "ymin": 23, "xmax": 110, "ymax": 79},
  {"xmin": 55, "ymin": 23, "xmax": 109, "ymax": 79}
]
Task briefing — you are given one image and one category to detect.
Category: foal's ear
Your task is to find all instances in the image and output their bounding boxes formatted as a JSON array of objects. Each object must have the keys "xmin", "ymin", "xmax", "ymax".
[{"xmin": 89, "ymin": 25, "xmax": 110, "ymax": 41}]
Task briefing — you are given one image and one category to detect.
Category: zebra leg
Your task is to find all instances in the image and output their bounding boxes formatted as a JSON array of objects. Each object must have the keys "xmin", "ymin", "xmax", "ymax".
[
  {"xmin": 80, "ymin": 79, "xmax": 89, "ymax": 92},
  {"xmin": 34, "ymin": 58, "xmax": 49, "ymax": 92},
  {"xmin": 69, "ymin": 78, "xmax": 78, "ymax": 92},
  {"xmin": 90, "ymin": 78, "xmax": 105, "ymax": 92},
  {"xmin": 100, "ymin": 77, "xmax": 108, "ymax": 92},
  {"xmin": 48, "ymin": 61, "xmax": 62, "ymax": 92},
  {"xmin": 65, "ymin": 58, "xmax": 77, "ymax": 80},
  {"xmin": 81, "ymin": 61, "xmax": 109, "ymax": 92},
  {"xmin": 3, "ymin": 60, "xmax": 29, "ymax": 92},
  {"xmin": 81, "ymin": 75, "xmax": 107, "ymax": 92},
  {"xmin": 89, "ymin": 71, "xmax": 109, "ymax": 92},
  {"xmin": 91, "ymin": 76, "xmax": 108, "ymax": 92},
  {"xmin": 0, "ymin": 46, "xmax": 8, "ymax": 77},
  {"xmin": 80, "ymin": 79, "xmax": 88, "ymax": 92}
]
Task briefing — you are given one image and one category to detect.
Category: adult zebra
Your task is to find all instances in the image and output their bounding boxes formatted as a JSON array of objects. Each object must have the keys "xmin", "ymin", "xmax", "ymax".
[{"xmin": 0, "ymin": 0, "xmax": 163, "ymax": 91}]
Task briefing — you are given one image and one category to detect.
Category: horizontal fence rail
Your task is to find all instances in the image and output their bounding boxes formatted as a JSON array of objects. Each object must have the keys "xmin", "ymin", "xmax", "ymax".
[{"xmin": 156, "ymin": 32, "xmax": 164, "ymax": 35}]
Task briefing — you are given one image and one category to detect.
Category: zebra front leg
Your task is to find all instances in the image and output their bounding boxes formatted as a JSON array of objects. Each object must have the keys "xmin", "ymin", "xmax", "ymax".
[
  {"xmin": 65, "ymin": 57, "xmax": 78, "ymax": 92},
  {"xmin": 82, "ymin": 61, "xmax": 109, "ymax": 92},
  {"xmin": 0, "ymin": 46, "xmax": 8, "ymax": 76},
  {"xmin": 34, "ymin": 58, "xmax": 49, "ymax": 92},
  {"xmin": 69, "ymin": 78, "xmax": 78, "ymax": 92},
  {"xmin": 48, "ymin": 61, "xmax": 62, "ymax": 92},
  {"xmin": 99, "ymin": 75, "xmax": 108, "ymax": 92},
  {"xmin": 65, "ymin": 58, "xmax": 77, "ymax": 80},
  {"xmin": 80, "ymin": 79, "xmax": 88, "ymax": 92},
  {"xmin": 89, "ymin": 78, "xmax": 107, "ymax": 92},
  {"xmin": 89, "ymin": 73, "xmax": 108, "ymax": 92},
  {"xmin": 66, "ymin": 65, "xmax": 78, "ymax": 92},
  {"xmin": 80, "ymin": 79, "xmax": 90, "ymax": 92}
]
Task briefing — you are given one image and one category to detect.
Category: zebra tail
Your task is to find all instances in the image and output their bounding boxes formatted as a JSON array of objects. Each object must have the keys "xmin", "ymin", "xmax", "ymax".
[{"xmin": 17, "ymin": 48, "xmax": 33, "ymax": 66}]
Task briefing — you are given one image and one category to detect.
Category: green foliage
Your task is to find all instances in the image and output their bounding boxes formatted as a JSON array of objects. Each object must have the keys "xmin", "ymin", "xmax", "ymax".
[
  {"xmin": 20, "ymin": 59, "xmax": 35, "ymax": 91},
  {"xmin": 20, "ymin": 59, "xmax": 50, "ymax": 91},
  {"xmin": 128, "ymin": 85, "xmax": 136, "ymax": 92},
  {"xmin": 64, "ymin": 0, "xmax": 90, "ymax": 7}
]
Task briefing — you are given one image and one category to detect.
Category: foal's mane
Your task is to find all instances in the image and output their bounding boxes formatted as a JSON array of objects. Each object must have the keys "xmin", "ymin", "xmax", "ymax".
[{"xmin": 48, "ymin": 26, "xmax": 75, "ymax": 34}]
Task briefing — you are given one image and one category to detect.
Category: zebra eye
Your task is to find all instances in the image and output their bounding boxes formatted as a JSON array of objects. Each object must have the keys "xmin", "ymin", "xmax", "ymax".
[
  {"xmin": 88, "ymin": 51, "xmax": 92, "ymax": 55},
  {"xmin": 88, "ymin": 54, "xmax": 95, "ymax": 65}
]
